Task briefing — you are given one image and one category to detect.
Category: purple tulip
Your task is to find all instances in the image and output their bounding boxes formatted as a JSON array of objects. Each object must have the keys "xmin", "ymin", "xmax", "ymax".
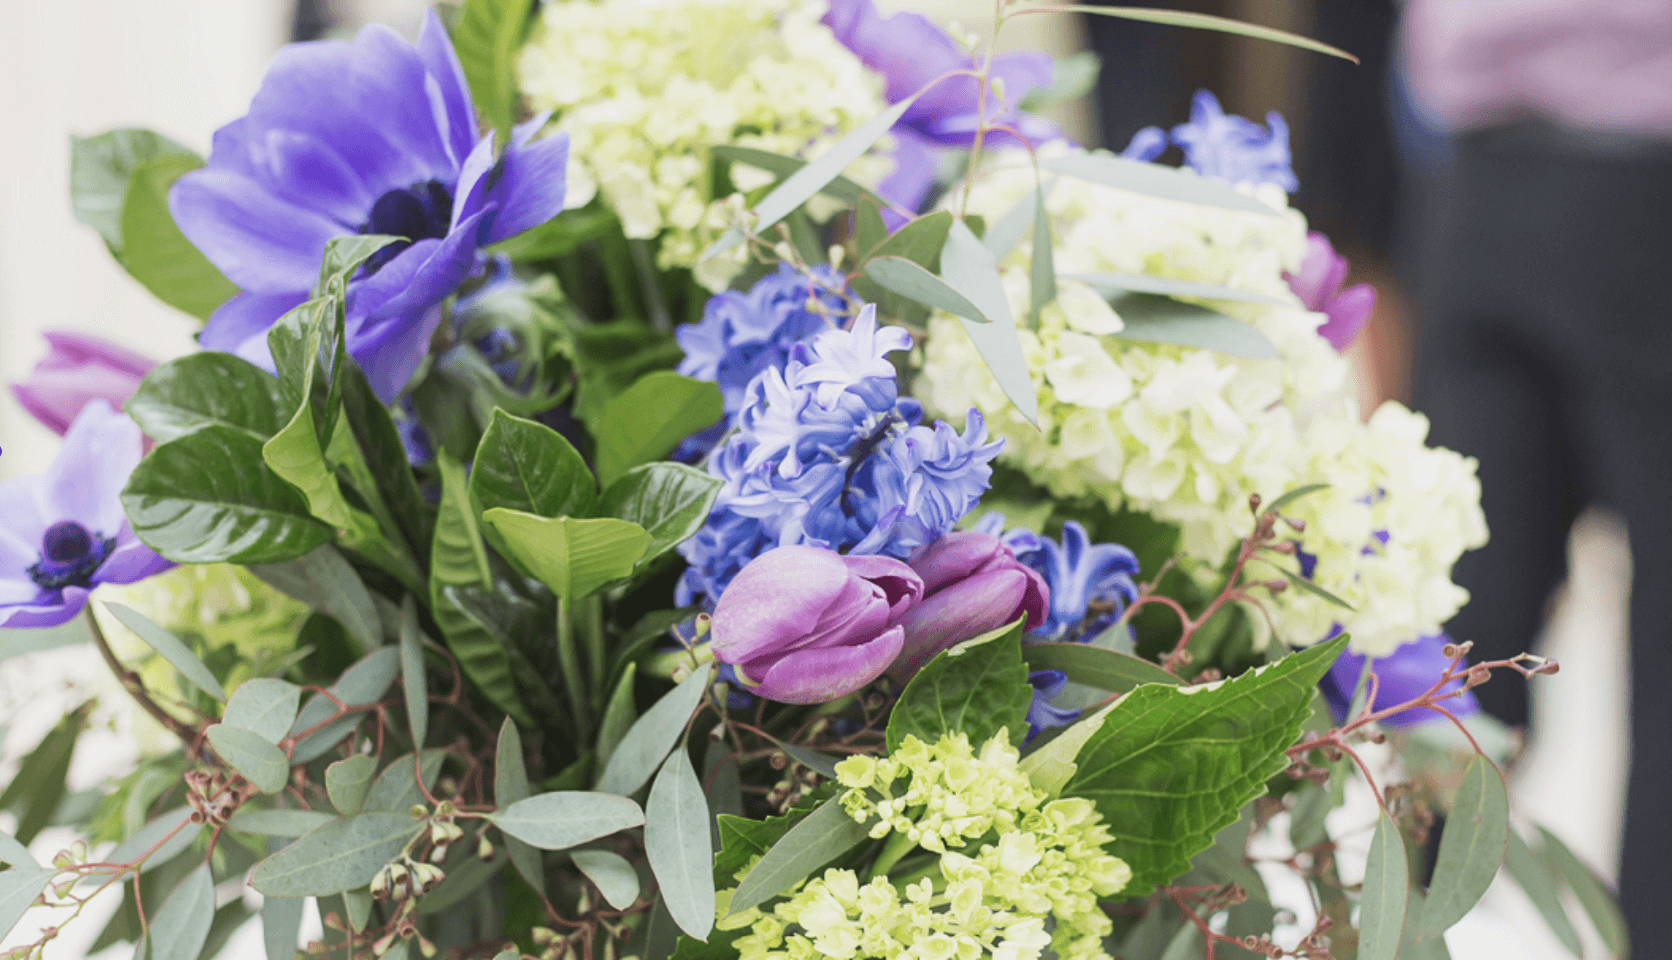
[
  {"xmin": 888, "ymin": 531, "xmax": 1049, "ymax": 682},
  {"xmin": 1286, "ymin": 232, "xmax": 1376, "ymax": 352},
  {"xmin": 10, "ymin": 331, "xmax": 156, "ymax": 436},
  {"xmin": 0, "ymin": 401, "xmax": 172, "ymax": 628},
  {"xmin": 170, "ymin": 10, "xmax": 569, "ymax": 401},
  {"xmin": 1320, "ymin": 632, "xmax": 1479, "ymax": 729},
  {"xmin": 710, "ymin": 545, "xmax": 924, "ymax": 704}
]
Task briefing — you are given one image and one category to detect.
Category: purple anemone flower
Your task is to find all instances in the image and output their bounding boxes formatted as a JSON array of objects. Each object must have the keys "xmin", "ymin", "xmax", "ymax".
[
  {"xmin": 823, "ymin": 0, "xmax": 1059, "ymax": 219},
  {"xmin": 171, "ymin": 11, "xmax": 569, "ymax": 401},
  {"xmin": 0, "ymin": 401, "xmax": 172, "ymax": 628},
  {"xmin": 1287, "ymin": 232, "xmax": 1377, "ymax": 352},
  {"xmin": 1320, "ymin": 632, "xmax": 1480, "ymax": 728}
]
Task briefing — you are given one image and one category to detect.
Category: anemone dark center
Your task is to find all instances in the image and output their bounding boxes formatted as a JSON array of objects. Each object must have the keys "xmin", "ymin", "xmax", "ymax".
[
  {"xmin": 359, "ymin": 180, "xmax": 454, "ymax": 274},
  {"xmin": 29, "ymin": 521, "xmax": 116, "ymax": 591}
]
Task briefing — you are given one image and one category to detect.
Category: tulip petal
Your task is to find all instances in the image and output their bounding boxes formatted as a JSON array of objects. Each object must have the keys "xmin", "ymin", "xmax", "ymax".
[
  {"xmin": 750, "ymin": 625, "xmax": 905, "ymax": 705},
  {"xmin": 889, "ymin": 568, "xmax": 1029, "ymax": 682},
  {"xmin": 711, "ymin": 546, "xmax": 852, "ymax": 665},
  {"xmin": 838, "ymin": 553, "xmax": 924, "ymax": 617}
]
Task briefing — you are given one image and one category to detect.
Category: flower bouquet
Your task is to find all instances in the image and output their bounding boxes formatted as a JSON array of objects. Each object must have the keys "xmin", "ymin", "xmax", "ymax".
[{"xmin": 0, "ymin": 1, "xmax": 1628, "ymax": 959}]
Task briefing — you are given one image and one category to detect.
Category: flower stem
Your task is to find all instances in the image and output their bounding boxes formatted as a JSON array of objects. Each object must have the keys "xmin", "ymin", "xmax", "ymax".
[{"xmin": 555, "ymin": 596, "xmax": 592, "ymax": 740}]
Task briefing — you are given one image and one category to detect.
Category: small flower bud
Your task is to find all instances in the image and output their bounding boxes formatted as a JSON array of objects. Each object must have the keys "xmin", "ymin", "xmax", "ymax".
[
  {"xmin": 430, "ymin": 843, "xmax": 449, "ymax": 864},
  {"xmin": 418, "ymin": 935, "xmax": 438, "ymax": 959},
  {"xmin": 478, "ymin": 835, "xmax": 495, "ymax": 861},
  {"xmin": 409, "ymin": 804, "xmax": 428, "ymax": 820}
]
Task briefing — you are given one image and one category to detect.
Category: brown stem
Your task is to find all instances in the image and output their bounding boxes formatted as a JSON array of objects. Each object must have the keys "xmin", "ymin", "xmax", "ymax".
[{"xmin": 85, "ymin": 606, "xmax": 197, "ymax": 743}]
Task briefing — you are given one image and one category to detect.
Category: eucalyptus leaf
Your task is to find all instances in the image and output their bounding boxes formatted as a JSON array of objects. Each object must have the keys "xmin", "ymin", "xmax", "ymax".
[
  {"xmin": 126, "ymin": 352, "xmax": 289, "ymax": 443},
  {"xmin": 573, "ymin": 850, "xmax": 640, "ymax": 910},
  {"xmin": 119, "ymin": 154, "xmax": 238, "ymax": 319},
  {"xmin": 597, "ymin": 663, "xmax": 715, "ymax": 797},
  {"xmin": 1503, "ymin": 829, "xmax": 1583, "ymax": 957},
  {"xmin": 290, "ymin": 647, "xmax": 401, "ymax": 763},
  {"xmin": 326, "ymin": 755, "xmax": 379, "ymax": 816},
  {"xmin": 1106, "ymin": 292, "xmax": 1277, "ymax": 359},
  {"xmin": 489, "ymin": 792, "xmax": 646, "ymax": 850},
  {"xmin": 105, "ymin": 602, "xmax": 226, "ymax": 701},
  {"xmin": 850, "ymin": 209, "xmax": 955, "ymax": 322},
  {"xmin": 1264, "ymin": 483, "xmax": 1331, "ymax": 516},
  {"xmin": 647, "ymin": 750, "xmax": 716, "ymax": 940},
  {"xmin": 485, "ymin": 509, "xmax": 651, "ymax": 602},
  {"xmin": 120, "ymin": 424, "xmax": 332, "ymax": 564},
  {"xmin": 982, "ymin": 185, "xmax": 1042, "ymax": 263},
  {"xmin": 206, "ymin": 724, "xmax": 291, "ymax": 793},
  {"xmin": 250, "ymin": 812, "xmax": 422, "ymax": 898},
  {"xmin": 1157, "ymin": 918, "xmax": 1201, "ymax": 960},
  {"xmin": 1041, "ymin": 149, "xmax": 1286, "ymax": 218},
  {"xmin": 1359, "ymin": 811, "xmax": 1410, "ymax": 960},
  {"xmin": 0, "ymin": 866, "xmax": 55, "ymax": 940},
  {"xmin": 711, "ymin": 145, "xmax": 888, "ymax": 208},
  {"xmin": 1537, "ymin": 826, "xmax": 1630, "ymax": 958},
  {"xmin": 495, "ymin": 718, "xmax": 546, "ymax": 895},
  {"xmin": 1065, "ymin": 272, "xmax": 1290, "ymax": 307},
  {"xmin": 1029, "ymin": 184, "xmax": 1057, "ymax": 316},
  {"xmin": 454, "ymin": 0, "xmax": 536, "ymax": 139},
  {"xmin": 222, "ymin": 678, "xmax": 302, "ymax": 745},
  {"xmin": 0, "ymin": 832, "xmax": 36, "ymax": 870},
  {"xmin": 1019, "ymin": 51, "xmax": 1101, "ymax": 111},
  {"xmin": 69, "ymin": 128, "xmax": 195, "ymax": 253},
  {"xmin": 398, "ymin": 597, "xmax": 430, "ymax": 747},
  {"xmin": 0, "ymin": 703, "xmax": 85, "ymax": 845},
  {"xmin": 1052, "ymin": 6, "xmax": 1356, "ymax": 61},
  {"xmin": 726, "ymin": 796, "xmax": 870, "ymax": 915},
  {"xmin": 471, "ymin": 408, "xmax": 598, "ymax": 520},
  {"xmin": 1020, "ymin": 642, "xmax": 1180, "ymax": 694},
  {"xmin": 599, "ymin": 463, "xmax": 723, "ymax": 570},
  {"xmin": 364, "ymin": 751, "xmax": 445, "ymax": 813},
  {"xmin": 862, "ymin": 257, "xmax": 992, "ymax": 324},
  {"xmin": 1275, "ymin": 567, "xmax": 1356, "ymax": 611},
  {"xmin": 941, "ymin": 220, "xmax": 1037, "ymax": 424},
  {"xmin": 1419, "ymin": 756, "xmax": 1508, "ymax": 938},
  {"xmin": 597, "ymin": 664, "xmax": 639, "ymax": 771},
  {"xmin": 149, "ymin": 863, "xmax": 215, "ymax": 960},
  {"xmin": 343, "ymin": 887, "xmax": 373, "ymax": 932},
  {"xmin": 248, "ymin": 545, "xmax": 383, "ymax": 654},
  {"xmin": 593, "ymin": 372, "xmax": 725, "ymax": 486},
  {"xmin": 105, "ymin": 807, "xmax": 201, "ymax": 872},
  {"xmin": 226, "ymin": 809, "xmax": 336, "ymax": 838},
  {"xmin": 415, "ymin": 845, "xmax": 509, "ymax": 916},
  {"xmin": 261, "ymin": 874, "xmax": 305, "ymax": 960},
  {"xmin": 887, "ymin": 619, "xmax": 1031, "ymax": 752}
]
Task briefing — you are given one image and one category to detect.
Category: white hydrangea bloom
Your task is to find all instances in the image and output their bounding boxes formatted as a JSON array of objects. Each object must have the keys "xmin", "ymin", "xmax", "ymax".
[
  {"xmin": 917, "ymin": 147, "xmax": 1487, "ymax": 655},
  {"xmin": 518, "ymin": 0, "xmax": 890, "ymax": 289}
]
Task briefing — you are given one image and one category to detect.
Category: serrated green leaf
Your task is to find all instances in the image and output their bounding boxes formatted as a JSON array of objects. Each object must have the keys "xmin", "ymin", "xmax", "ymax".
[
  {"xmin": 1537, "ymin": 826, "xmax": 1629, "ymax": 958},
  {"xmin": 711, "ymin": 145, "xmax": 889, "ymax": 208},
  {"xmin": 326, "ymin": 755, "xmax": 378, "ymax": 816},
  {"xmin": 126, "ymin": 352, "xmax": 289, "ymax": 443},
  {"xmin": 485, "ymin": 509, "xmax": 650, "ymax": 602},
  {"xmin": 250, "ymin": 812, "xmax": 422, "ymax": 897},
  {"xmin": 119, "ymin": 154, "xmax": 238, "ymax": 319},
  {"xmin": 1420, "ymin": 756, "xmax": 1508, "ymax": 938},
  {"xmin": 454, "ymin": 0, "xmax": 535, "ymax": 139},
  {"xmin": 572, "ymin": 849, "xmax": 639, "ymax": 910},
  {"xmin": 398, "ymin": 597, "xmax": 429, "ymax": 747},
  {"xmin": 1020, "ymin": 642, "xmax": 1180, "ymax": 694},
  {"xmin": 120, "ymin": 425, "xmax": 332, "ymax": 564},
  {"xmin": 1504, "ymin": 829, "xmax": 1583, "ymax": 957},
  {"xmin": 1359, "ymin": 811, "xmax": 1410, "ymax": 960},
  {"xmin": 1051, "ymin": 6, "xmax": 1357, "ymax": 61},
  {"xmin": 863, "ymin": 256, "xmax": 992, "ymax": 324},
  {"xmin": 489, "ymin": 792, "xmax": 645, "ymax": 850},
  {"xmin": 69, "ymin": 128, "xmax": 195, "ymax": 253},
  {"xmin": 1106, "ymin": 292, "xmax": 1278, "ymax": 359},
  {"xmin": 206, "ymin": 724, "xmax": 290, "ymax": 793},
  {"xmin": 364, "ymin": 751, "xmax": 445, "ymax": 813},
  {"xmin": 0, "ymin": 866, "xmax": 55, "ymax": 941},
  {"xmin": 599, "ymin": 463, "xmax": 722, "ymax": 570},
  {"xmin": 495, "ymin": 717, "xmax": 546, "ymax": 895},
  {"xmin": 941, "ymin": 219, "xmax": 1038, "ymax": 424},
  {"xmin": 105, "ymin": 602, "xmax": 226, "ymax": 701},
  {"xmin": 1018, "ymin": 700, "xmax": 1117, "ymax": 797},
  {"xmin": 1041, "ymin": 149, "xmax": 1286, "ymax": 217},
  {"xmin": 727, "ymin": 796, "xmax": 870, "ymax": 915},
  {"xmin": 226, "ymin": 808, "xmax": 336, "ymax": 838},
  {"xmin": 887, "ymin": 619, "xmax": 1031, "ymax": 752},
  {"xmin": 597, "ymin": 663, "xmax": 714, "ymax": 796},
  {"xmin": 593, "ymin": 372, "xmax": 725, "ymax": 487},
  {"xmin": 1065, "ymin": 272, "xmax": 1290, "ymax": 307},
  {"xmin": 222, "ymin": 678, "xmax": 302, "ymax": 745},
  {"xmin": 647, "ymin": 750, "xmax": 715, "ymax": 940},
  {"xmin": 1062, "ymin": 634, "xmax": 1349, "ymax": 895},
  {"xmin": 150, "ymin": 863, "xmax": 215, "ymax": 960},
  {"xmin": 471, "ymin": 408, "xmax": 598, "ymax": 519},
  {"xmin": 249, "ymin": 546, "xmax": 382, "ymax": 655}
]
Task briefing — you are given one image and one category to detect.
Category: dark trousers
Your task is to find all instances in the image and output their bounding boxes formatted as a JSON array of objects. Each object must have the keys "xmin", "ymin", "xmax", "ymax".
[{"xmin": 1412, "ymin": 125, "xmax": 1672, "ymax": 954}]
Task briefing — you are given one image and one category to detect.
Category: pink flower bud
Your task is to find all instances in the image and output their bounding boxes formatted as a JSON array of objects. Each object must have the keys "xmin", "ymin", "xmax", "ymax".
[
  {"xmin": 888, "ymin": 532, "xmax": 1050, "ymax": 682},
  {"xmin": 10, "ymin": 331, "xmax": 156, "ymax": 435},
  {"xmin": 1285, "ymin": 232, "xmax": 1376, "ymax": 352}
]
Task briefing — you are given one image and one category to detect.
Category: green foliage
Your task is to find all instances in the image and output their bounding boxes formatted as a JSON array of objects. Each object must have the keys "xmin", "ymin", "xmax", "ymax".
[
  {"xmin": 595, "ymin": 663, "xmax": 713, "ymax": 797},
  {"xmin": 126, "ymin": 352, "xmax": 289, "ymax": 443},
  {"xmin": 1105, "ymin": 292, "xmax": 1278, "ymax": 360},
  {"xmin": 472, "ymin": 409, "xmax": 599, "ymax": 520},
  {"xmin": 592, "ymin": 372, "xmax": 724, "ymax": 486},
  {"xmin": 725, "ymin": 796, "xmax": 870, "ymax": 916},
  {"xmin": 1418, "ymin": 756, "xmax": 1508, "ymax": 939},
  {"xmin": 105, "ymin": 603, "xmax": 227, "ymax": 701},
  {"xmin": 941, "ymin": 219, "xmax": 1037, "ymax": 424},
  {"xmin": 249, "ymin": 546, "xmax": 383, "ymax": 654},
  {"xmin": 886, "ymin": 619, "xmax": 1031, "ymax": 752},
  {"xmin": 496, "ymin": 718, "xmax": 547, "ymax": 895},
  {"xmin": 598, "ymin": 463, "xmax": 722, "ymax": 572},
  {"xmin": 1057, "ymin": 6, "xmax": 1356, "ymax": 60},
  {"xmin": 488, "ymin": 792, "xmax": 646, "ymax": 850},
  {"xmin": 221, "ymin": 679, "xmax": 302, "ymax": 744},
  {"xmin": 1062, "ymin": 633, "xmax": 1348, "ymax": 895},
  {"xmin": 205, "ymin": 725, "xmax": 290, "ymax": 793},
  {"xmin": 326, "ymin": 756, "xmax": 378, "ymax": 817},
  {"xmin": 454, "ymin": 0, "xmax": 536, "ymax": 140},
  {"xmin": 862, "ymin": 256, "xmax": 991, "ymax": 325},
  {"xmin": 148, "ymin": 863, "xmax": 216, "ymax": 960},
  {"xmin": 0, "ymin": 704, "xmax": 87, "ymax": 845},
  {"xmin": 0, "ymin": 866, "xmax": 57, "ymax": 940},
  {"xmin": 647, "ymin": 750, "xmax": 716, "ymax": 939},
  {"xmin": 398, "ymin": 598, "xmax": 430, "ymax": 746},
  {"xmin": 1537, "ymin": 825, "xmax": 1630, "ymax": 958},
  {"xmin": 250, "ymin": 813, "xmax": 423, "ymax": 897},
  {"xmin": 118, "ymin": 154, "xmax": 239, "ymax": 319},
  {"xmin": 1503, "ymin": 829, "xmax": 1583, "ymax": 956},
  {"xmin": 69, "ymin": 128, "xmax": 195, "ymax": 253},
  {"xmin": 1019, "ymin": 641, "xmax": 1180, "ymax": 694},
  {"xmin": 1358, "ymin": 811, "xmax": 1410, "ymax": 960},
  {"xmin": 1041, "ymin": 149, "xmax": 1286, "ymax": 218},
  {"xmin": 572, "ymin": 850, "xmax": 640, "ymax": 909},
  {"xmin": 484, "ymin": 509, "xmax": 651, "ymax": 602}
]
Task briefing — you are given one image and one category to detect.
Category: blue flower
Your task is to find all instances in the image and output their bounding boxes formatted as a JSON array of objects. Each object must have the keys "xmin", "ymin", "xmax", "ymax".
[
  {"xmin": 1320, "ymin": 631, "xmax": 1480, "ymax": 728},
  {"xmin": 990, "ymin": 520, "xmax": 1140, "ymax": 642},
  {"xmin": 1026, "ymin": 670, "xmax": 1080, "ymax": 741},
  {"xmin": 1169, "ymin": 90, "xmax": 1297, "ymax": 191},
  {"xmin": 170, "ymin": 11, "xmax": 570, "ymax": 401},
  {"xmin": 854, "ymin": 412, "xmax": 1003, "ymax": 555},
  {"xmin": 0, "ymin": 402, "xmax": 172, "ymax": 628},
  {"xmin": 676, "ymin": 265, "xmax": 846, "ymax": 416}
]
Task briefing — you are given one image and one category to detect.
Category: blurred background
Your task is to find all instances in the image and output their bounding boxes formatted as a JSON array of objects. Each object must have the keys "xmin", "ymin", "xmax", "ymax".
[{"xmin": 0, "ymin": 1, "xmax": 1645, "ymax": 957}]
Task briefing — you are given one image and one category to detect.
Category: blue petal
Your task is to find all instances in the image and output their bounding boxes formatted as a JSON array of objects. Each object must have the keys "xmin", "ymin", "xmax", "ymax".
[
  {"xmin": 347, "ymin": 24, "xmax": 458, "ymax": 183},
  {"xmin": 481, "ymin": 131, "xmax": 569, "ymax": 244},
  {"xmin": 169, "ymin": 168, "xmax": 342, "ymax": 292},
  {"xmin": 415, "ymin": 9, "xmax": 479, "ymax": 166},
  {"xmin": 200, "ymin": 290, "xmax": 308, "ymax": 371}
]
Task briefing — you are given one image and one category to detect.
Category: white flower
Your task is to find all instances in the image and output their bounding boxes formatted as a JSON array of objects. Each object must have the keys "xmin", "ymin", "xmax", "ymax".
[{"xmin": 1045, "ymin": 331, "xmax": 1132, "ymax": 408}]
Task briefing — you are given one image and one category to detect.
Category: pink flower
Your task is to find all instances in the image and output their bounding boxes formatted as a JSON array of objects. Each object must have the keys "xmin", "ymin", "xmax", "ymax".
[
  {"xmin": 887, "ymin": 532, "xmax": 1049, "ymax": 683},
  {"xmin": 1286, "ymin": 232, "xmax": 1377, "ymax": 352},
  {"xmin": 11, "ymin": 331, "xmax": 156, "ymax": 435}
]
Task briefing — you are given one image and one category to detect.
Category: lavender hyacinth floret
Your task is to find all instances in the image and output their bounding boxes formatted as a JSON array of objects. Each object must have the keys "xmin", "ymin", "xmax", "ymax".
[
  {"xmin": 979, "ymin": 518, "xmax": 1140, "ymax": 643},
  {"xmin": 1122, "ymin": 89, "xmax": 1298, "ymax": 192}
]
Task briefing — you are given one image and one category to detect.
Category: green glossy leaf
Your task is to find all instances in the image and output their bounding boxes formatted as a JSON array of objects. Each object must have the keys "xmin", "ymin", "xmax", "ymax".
[
  {"xmin": 446, "ymin": 585, "xmax": 559, "ymax": 731},
  {"xmin": 326, "ymin": 755, "xmax": 378, "ymax": 816},
  {"xmin": 597, "ymin": 663, "xmax": 639, "ymax": 771},
  {"xmin": 226, "ymin": 808, "xmax": 335, "ymax": 838},
  {"xmin": 495, "ymin": 718, "xmax": 546, "ymax": 895},
  {"xmin": 336, "ymin": 360, "xmax": 434, "ymax": 566},
  {"xmin": 597, "ymin": 663, "xmax": 714, "ymax": 796},
  {"xmin": 706, "ymin": 95, "xmax": 918, "ymax": 257},
  {"xmin": 398, "ymin": 597, "xmax": 430, "ymax": 747},
  {"xmin": 150, "ymin": 863, "xmax": 215, "ymax": 960},
  {"xmin": 941, "ymin": 219, "xmax": 1038, "ymax": 424},
  {"xmin": 0, "ymin": 831, "xmax": 37, "ymax": 870},
  {"xmin": 222, "ymin": 678, "xmax": 302, "ymax": 745},
  {"xmin": 727, "ymin": 796, "xmax": 870, "ymax": 915},
  {"xmin": 471, "ymin": 408, "xmax": 598, "ymax": 519},
  {"xmin": 1062, "ymin": 633, "xmax": 1348, "ymax": 895},
  {"xmin": 0, "ymin": 703, "xmax": 85, "ymax": 845},
  {"xmin": 1018, "ymin": 700, "xmax": 1117, "ymax": 797},
  {"xmin": 1107, "ymin": 292, "xmax": 1277, "ymax": 359},
  {"xmin": 69, "ymin": 128, "xmax": 195, "ymax": 253},
  {"xmin": 364, "ymin": 751, "xmax": 445, "ymax": 813},
  {"xmin": 490, "ymin": 792, "xmax": 646, "ymax": 850},
  {"xmin": 1359, "ymin": 811, "xmax": 1410, "ymax": 960},
  {"xmin": 1420, "ymin": 756, "xmax": 1509, "ymax": 937},
  {"xmin": 1049, "ymin": 6, "xmax": 1357, "ymax": 61},
  {"xmin": 119, "ymin": 154, "xmax": 238, "ymax": 319},
  {"xmin": 105, "ymin": 602, "xmax": 226, "ymax": 701},
  {"xmin": 1041, "ymin": 149, "xmax": 1285, "ymax": 217},
  {"xmin": 262, "ymin": 881, "xmax": 305, "ymax": 960},
  {"xmin": 862, "ymin": 256, "xmax": 992, "ymax": 324},
  {"xmin": 1504, "ymin": 829, "xmax": 1583, "ymax": 957},
  {"xmin": 249, "ymin": 546, "xmax": 382, "ymax": 654},
  {"xmin": 455, "ymin": 0, "xmax": 535, "ymax": 139},
  {"xmin": 1021, "ymin": 642, "xmax": 1180, "ymax": 694},
  {"xmin": 711, "ymin": 145, "xmax": 888, "ymax": 207},
  {"xmin": 1537, "ymin": 826, "xmax": 1630, "ymax": 958},
  {"xmin": 206, "ymin": 724, "xmax": 290, "ymax": 793},
  {"xmin": 250, "ymin": 812, "xmax": 422, "ymax": 897},
  {"xmin": 121, "ymin": 425, "xmax": 331, "ymax": 564},
  {"xmin": 290, "ymin": 647, "xmax": 402, "ymax": 763},
  {"xmin": 313, "ymin": 235, "xmax": 401, "ymax": 298},
  {"xmin": 485, "ymin": 509, "xmax": 651, "ymax": 602},
  {"xmin": 0, "ymin": 866, "xmax": 55, "ymax": 941},
  {"xmin": 1065, "ymin": 272, "xmax": 1290, "ymax": 307},
  {"xmin": 599, "ymin": 463, "xmax": 723, "ymax": 569},
  {"xmin": 126, "ymin": 352, "xmax": 288, "ymax": 443},
  {"xmin": 647, "ymin": 750, "xmax": 716, "ymax": 940},
  {"xmin": 593, "ymin": 372, "xmax": 725, "ymax": 486},
  {"xmin": 572, "ymin": 849, "xmax": 639, "ymax": 910},
  {"xmin": 887, "ymin": 619, "xmax": 1031, "ymax": 752}
]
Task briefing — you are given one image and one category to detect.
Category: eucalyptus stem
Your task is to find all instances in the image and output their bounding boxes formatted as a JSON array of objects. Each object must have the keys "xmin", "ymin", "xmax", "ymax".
[
  {"xmin": 84, "ymin": 605, "xmax": 197, "ymax": 744},
  {"xmin": 555, "ymin": 596, "xmax": 592, "ymax": 740}
]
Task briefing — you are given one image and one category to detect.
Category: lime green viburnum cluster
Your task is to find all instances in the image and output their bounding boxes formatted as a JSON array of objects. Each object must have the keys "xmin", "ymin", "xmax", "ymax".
[{"xmin": 721, "ymin": 733, "xmax": 1132, "ymax": 960}]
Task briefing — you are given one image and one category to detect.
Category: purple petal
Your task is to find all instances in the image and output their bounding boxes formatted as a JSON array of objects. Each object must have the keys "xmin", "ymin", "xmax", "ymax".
[
  {"xmin": 748, "ymin": 625, "xmax": 905, "ymax": 704},
  {"xmin": 0, "ymin": 480, "xmax": 47, "ymax": 588},
  {"xmin": 93, "ymin": 539, "xmax": 174, "ymax": 585},
  {"xmin": 0, "ymin": 587, "xmax": 90, "ymax": 630},
  {"xmin": 169, "ymin": 169, "xmax": 343, "ymax": 293},
  {"xmin": 250, "ymin": 129, "xmax": 375, "ymax": 227},
  {"xmin": 352, "ymin": 207, "xmax": 492, "ymax": 323},
  {"xmin": 908, "ymin": 531, "xmax": 1005, "ymax": 594},
  {"xmin": 876, "ymin": 130, "xmax": 940, "ymax": 229},
  {"xmin": 838, "ymin": 553, "xmax": 924, "ymax": 617},
  {"xmin": 1319, "ymin": 283, "xmax": 1376, "ymax": 352},
  {"xmin": 824, "ymin": 0, "xmax": 961, "ymax": 109},
  {"xmin": 349, "ymin": 303, "xmax": 445, "ymax": 403},
  {"xmin": 481, "ymin": 131, "xmax": 570, "ymax": 244},
  {"xmin": 711, "ymin": 546, "xmax": 852, "ymax": 664},
  {"xmin": 200, "ymin": 290, "xmax": 308, "ymax": 372},
  {"xmin": 451, "ymin": 133, "xmax": 499, "ymax": 231},
  {"xmin": 889, "ymin": 567, "xmax": 1030, "ymax": 682},
  {"xmin": 43, "ymin": 401, "xmax": 142, "ymax": 536},
  {"xmin": 416, "ymin": 9, "xmax": 479, "ymax": 165},
  {"xmin": 348, "ymin": 25, "xmax": 457, "ymax": 182},
  {"xmin": 11, "ymin": 331, "xmax": 156, "ymax": 436}
]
